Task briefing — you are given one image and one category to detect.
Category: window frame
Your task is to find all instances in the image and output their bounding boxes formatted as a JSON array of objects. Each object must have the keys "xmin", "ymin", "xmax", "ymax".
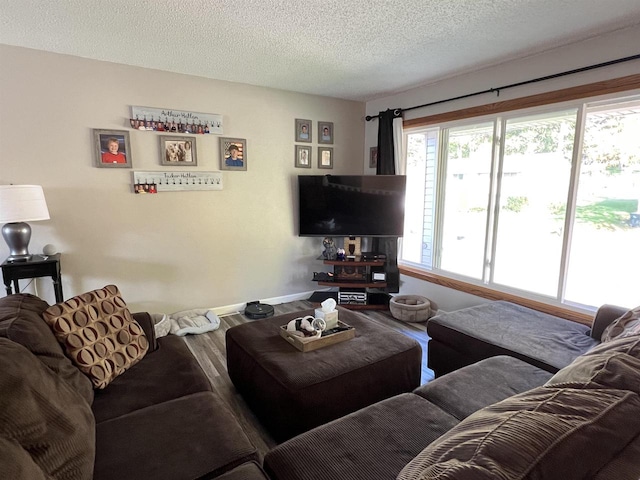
[{"xmin": 400, "ymin": 74, "xmax": 640, "ymax": 324}]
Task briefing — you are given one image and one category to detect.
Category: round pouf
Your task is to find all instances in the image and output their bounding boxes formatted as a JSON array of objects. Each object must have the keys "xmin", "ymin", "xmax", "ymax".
[{"xmin": 389, "ymin": 295, "xmax": 438, "ymax": 323}]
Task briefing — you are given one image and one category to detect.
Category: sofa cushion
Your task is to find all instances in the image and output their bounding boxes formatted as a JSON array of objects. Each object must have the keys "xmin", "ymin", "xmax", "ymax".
[
  {"xmin": 43, "ymin": 285, "xmax": 149, "ymax": 389},
  {"xmin": 601, "ymin": 306, "xmax": 640, "ymax": 342},
  {"xmin": 215, "ymin": 461, "xmax": 270, "ymax": 480},
  {"xmin": 93, "ymin": 391, "xmax": 258, "ymax": 480},
  {"xmin": 397, "ymin": 386, "xmax": 640, "ymax": 480},
  {"xmin": 92, "ymin": 334, "xmax": 213, "ymax": 423},
  {"xmin": 427, "ymin": 301, "xmax": 598, "ymax": 374},
  {"xmin": 264, "ymin": 393, "xmax": 459, "ymax": 480},
  {"xmin": 414, "ymin": 356, "xmax": 552, "ymax": 420},
  {"xmin": 0, "ymin": 338, "xmax": 95, "ymax": 479},
  {"xmin": 0, "ymin": 293, "xmax": 94, "ymax": 404},
  {"xmin": 546, "ymin": 336, "xmax": 640, "ymax": 393}
]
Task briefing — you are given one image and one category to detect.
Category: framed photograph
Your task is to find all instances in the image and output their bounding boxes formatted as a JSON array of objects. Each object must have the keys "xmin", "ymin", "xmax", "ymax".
[
  {"xmin": 369, "ymin": 146, "xmax": 378, "ymax": 169},
  {"xmin": 318, "ymin": 121, "xmax": 334, "ymax": 144},
  {"xmin": 318, "ymin": 147, "xmax": 333, "ymax": 169},
  {"xmin": 159, "ymin": 136, "xmax": 198, "ymax": 166},
  {"xmin": 295, "ymin": 145, "xmax": 312, "ymax": 168},
  {"xmin": 295, "ymin": 119, "xmax": 312, "ymax": 143},
  {"xmin": 220, "ymin": 137, "xmax": 247, "ymax": 171},
  {"xmin": 93, "ymin": 129, "xmax": 132, "ymax": 168}
]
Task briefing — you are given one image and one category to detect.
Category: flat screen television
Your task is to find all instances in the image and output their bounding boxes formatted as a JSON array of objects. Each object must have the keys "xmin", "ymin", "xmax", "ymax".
[{"xmin": 298, "ymin": 175, "xmax": 406, "ymax": 237}]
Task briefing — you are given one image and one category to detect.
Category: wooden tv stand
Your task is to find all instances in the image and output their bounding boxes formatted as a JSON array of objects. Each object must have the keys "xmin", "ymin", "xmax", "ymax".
[{"xmin": 313, "ymin": 257, "xmax": 390, "ymax": 310}]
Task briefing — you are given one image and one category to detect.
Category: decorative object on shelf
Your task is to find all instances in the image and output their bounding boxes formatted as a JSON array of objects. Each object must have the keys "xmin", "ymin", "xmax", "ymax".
[
  {"xmin": 318, "ymin": 121, "xmax": 334, "ymax": 144},
  {"xmin": 159, "ymin": 136, "xmax": 197, "ymax": 166},
  {"xmin": 93, "ymin": 129, "xmax": 132, "ymax": 168},
  {"xmin": 0, "ymin": 185, "xmax": 50, "ymax": 262},
  {"xmin": 42, "ymin": 244, "xmax": 58, "ymax": 256},
  {"xmin": 295, "ymin": 118, "xmax": 312, "ymax": 143},
  {"xmin": 219, "ymin": 137, "xmax": 247, "ymax": 171},
  {"xmin": 369, "ymin": 146, "xmax": 378, "ymax": 168},
  {"xmin": 295, "ymin": 145, "xmax": 312, "ymax": 168},
  {"xmin": 334, "ymin": 265, "xmax": 367, "ymax": 281},
  {"xmin": 344, "ymin": 236, "xmax": 361, "ymax": 257},
  {"xmin": 322, "ymin": 237, "xmax": 337, "ymax": 260},
  {"xmin": 130, "ymin": 106, "xmax": 223, "ymax": 134},
  {"xmin": 336, "ymin": 248, "xmax": 346, "ymax": 260},
  {"xmin": 132, "ymin": 171, "xmax": 223, "ymax": 192},
  {"xmin": 318, "ymin": 147, "xmax": 333, "ymax": 169}
]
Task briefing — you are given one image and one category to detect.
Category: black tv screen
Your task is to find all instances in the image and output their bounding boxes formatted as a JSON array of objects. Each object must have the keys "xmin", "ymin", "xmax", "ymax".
[{"xmin": 298, "ymin": 175, "xmax": 406, "ymax": 237}]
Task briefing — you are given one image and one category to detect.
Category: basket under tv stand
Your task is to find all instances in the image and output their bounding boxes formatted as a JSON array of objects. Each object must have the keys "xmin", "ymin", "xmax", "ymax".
[{"xmin": 311, "ymin": 257, "xmax": 391, "ymax": 311}]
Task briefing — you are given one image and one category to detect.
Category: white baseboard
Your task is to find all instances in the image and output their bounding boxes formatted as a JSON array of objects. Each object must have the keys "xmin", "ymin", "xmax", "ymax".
[{"xmin": 211, "ymin": 290, "xmax": 321, "ymax": 317}]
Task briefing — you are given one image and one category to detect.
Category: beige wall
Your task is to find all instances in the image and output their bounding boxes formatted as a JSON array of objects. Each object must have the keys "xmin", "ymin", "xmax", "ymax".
[
  {"xmin": 364, "ymin": 25, "xmax": 640, "ymax": 312},
  {"xmin": 0, "ymin": 45, "xmax": 365, "ymax": 312}
]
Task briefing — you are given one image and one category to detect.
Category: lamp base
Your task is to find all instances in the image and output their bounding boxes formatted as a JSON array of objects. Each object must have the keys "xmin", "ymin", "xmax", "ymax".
[{"xmin": 2, "ymin": 222, "xmax": 33, "ymax": 262}]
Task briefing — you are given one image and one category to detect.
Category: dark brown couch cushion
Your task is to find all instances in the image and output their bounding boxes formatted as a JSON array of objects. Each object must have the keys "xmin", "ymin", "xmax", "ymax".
[
  {"xmin": 94, "ymin": 391, "xmax": 258, "ymax": 480},
  {"xmin": 414, "ymin": 355, "xmax": 553, "ymax": 421},
  {"xmin": 264, "ymin": 393, "xmax": 459, "ymax": 480},
  {"xmin": 92, "ymin": 334, "xmax": 213, "ymax": 423},
  {"xmin": 546, "ymin": 335, "xmax": 640, "ymax": 393},
  {"xmin": 0, "ymin": 293, "xmax": 94, "ymax": 404},
  {"xmin": 0, "ymin": 338, "xmax": 95, "ymax": 479},
  {"xmin": 398, "ymin": 386, "xmax": 640, "ymax": 480},
  {"xmin": 43, "ymin": 285, "xmax": 149, "ymax": 389}
]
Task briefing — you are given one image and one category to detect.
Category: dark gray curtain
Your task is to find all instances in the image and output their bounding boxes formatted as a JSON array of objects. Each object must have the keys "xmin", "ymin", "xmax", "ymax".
[
  {"xmin": 376, "ymin": 108, "xmax": 402, "ymax": 175},
  {"xmin": 374, "ymin": 108, "xmax": 402, "ymax": 292}
]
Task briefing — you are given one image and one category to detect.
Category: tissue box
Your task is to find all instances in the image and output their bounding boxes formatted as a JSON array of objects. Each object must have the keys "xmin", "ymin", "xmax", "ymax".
[{"xmin": 314, "ymin": 308, "xmax": 338, "ymax": 329}]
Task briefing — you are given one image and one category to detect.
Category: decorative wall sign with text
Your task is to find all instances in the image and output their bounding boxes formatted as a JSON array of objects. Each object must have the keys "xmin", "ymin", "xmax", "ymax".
[
  {"xmin": 130, "ymin": 106, "xmax": 223, "ymax": 134},
  {"xmin": 132, "ymin": 171, "xmax": 223, "ymax": 193}
]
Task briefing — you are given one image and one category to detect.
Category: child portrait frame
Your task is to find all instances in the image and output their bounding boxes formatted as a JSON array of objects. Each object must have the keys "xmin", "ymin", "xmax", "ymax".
[
  {"xmin": 318, "ymin": 121, "xmax": 334, "ymax": 144},
  {"xmin": 93, "ymin": 129, "xmax": 132, "ymax": 168},
  {"xmin": 159, "ymin": 136, "xmax": 198, "ymax": 166},
  {"xmin": 295, "ymin": 119, "xmax": 312, "ymax": 143},
  {"xmin": 220, "ymin": 137, "xmax": 247, "ymax": 171},
  {"xmin": 318, "ymin": 147, "xmax": 333, "ymax": 169},
  {"xmin": 295, "ymin": 145, "xmax": 312, "ymax": 168}
]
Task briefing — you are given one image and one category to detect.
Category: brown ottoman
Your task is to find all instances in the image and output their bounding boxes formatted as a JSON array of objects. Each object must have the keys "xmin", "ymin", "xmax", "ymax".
[{"xmin": 226, "ymin": 307, "xmax": 422, "ymax": 441}]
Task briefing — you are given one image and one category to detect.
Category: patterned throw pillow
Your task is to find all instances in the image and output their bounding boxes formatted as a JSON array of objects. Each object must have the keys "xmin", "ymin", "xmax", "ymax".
[
  {"xmin": 601, "ymin": 306, "xmax": 640, "ymax": 343},
  {"xmin": 42, "ymin": 285, "xmax": 149, "ymax": 389}
]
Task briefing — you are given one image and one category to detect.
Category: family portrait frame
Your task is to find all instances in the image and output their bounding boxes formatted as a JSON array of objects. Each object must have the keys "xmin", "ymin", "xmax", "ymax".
[
  {"xmin": 220, "ymin": 137, "xmax": 247, "ymax": 171},
  {"xmin": 159, "ymin": 136, "xmax": 198, "ymax": 166},
  {"xmin": 93, "ymin": 129, "xmax": 132, "ymax": 168},
  {"xmin": 318, "ymin": 147, "xmax": 333, "ymax": 169},
  {"xmin": 295, "ymin": 119, "xmax": 312, "ymax": 143},
  {"xmin": 318, "ymin": 121, "xmax": 334, "ymax": 144},
  {"xmin": 295, "ymin": 145, "xmax": 312, "ymax": 168}
]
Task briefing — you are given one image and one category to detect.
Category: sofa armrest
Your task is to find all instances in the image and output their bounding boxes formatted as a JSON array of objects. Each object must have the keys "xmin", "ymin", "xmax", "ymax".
[
  {"xmin": 132, "ymin": 312, "xmax": 158, "ymax": 351},
  {"xmin": 590, "ymin": 304, "xmax": 628, "ymax": 340}
]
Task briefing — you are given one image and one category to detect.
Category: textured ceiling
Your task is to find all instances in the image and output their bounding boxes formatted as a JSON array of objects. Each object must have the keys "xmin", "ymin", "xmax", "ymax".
[{"xmin": 1, "ymin": 0, "xmax": 640, "ymax": 101}]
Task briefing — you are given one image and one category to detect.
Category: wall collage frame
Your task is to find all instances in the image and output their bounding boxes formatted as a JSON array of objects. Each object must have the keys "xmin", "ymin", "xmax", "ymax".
[
  {"xmin": 294, "ymin": 118, "xmax": 334, "ymax": 169},
  {"xmin": 92, "ymin": 106, "xmax": 250, "ymax": 192}
]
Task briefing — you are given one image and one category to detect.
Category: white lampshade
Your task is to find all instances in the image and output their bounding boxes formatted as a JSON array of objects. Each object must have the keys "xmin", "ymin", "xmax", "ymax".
[{"xmin": 0, "ymin": 185, "xmax": 50, "ymax": 223}]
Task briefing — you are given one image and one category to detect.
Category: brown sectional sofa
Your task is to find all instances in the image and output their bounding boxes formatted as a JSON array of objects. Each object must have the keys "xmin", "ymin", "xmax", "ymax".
[
  {"xmin": 0, "ymin": 293, "xmax": 268, "ymax": 480},
  {"xmin": 4, "ymin": 291, "xmax": 640, "ymax": 479},
  {"xmin": 263, "ymin": 304, "xmax": 640, "ymax": 479}
]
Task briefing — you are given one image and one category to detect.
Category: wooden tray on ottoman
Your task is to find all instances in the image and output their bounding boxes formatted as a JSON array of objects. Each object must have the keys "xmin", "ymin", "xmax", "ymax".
[{"xmin": 279, "ymin": 321, "xmax": 355, "ymax": 352}]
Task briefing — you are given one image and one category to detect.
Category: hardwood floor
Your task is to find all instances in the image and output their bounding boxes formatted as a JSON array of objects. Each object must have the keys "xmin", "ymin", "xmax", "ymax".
[{"xmin": 180, "ymin": 300, "xmax": 432, "ymax": 459}]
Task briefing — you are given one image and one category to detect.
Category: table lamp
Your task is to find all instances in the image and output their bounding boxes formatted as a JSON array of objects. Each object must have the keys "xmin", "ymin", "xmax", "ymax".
[{"xmin": 0, "ymin": 185, "xmax": 50, "ymax": 262}]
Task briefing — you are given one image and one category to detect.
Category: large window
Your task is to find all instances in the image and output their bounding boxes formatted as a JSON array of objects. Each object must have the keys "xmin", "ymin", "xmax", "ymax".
[{"xmin": 403, "ymin": 94, "xmax": 640, "ymax": 311}]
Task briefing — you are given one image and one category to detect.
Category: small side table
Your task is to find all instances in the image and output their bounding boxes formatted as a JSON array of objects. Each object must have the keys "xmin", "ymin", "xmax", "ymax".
[{"xmin": 2, "ymin": 254, "xmax": 63, "ymax": 303}]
